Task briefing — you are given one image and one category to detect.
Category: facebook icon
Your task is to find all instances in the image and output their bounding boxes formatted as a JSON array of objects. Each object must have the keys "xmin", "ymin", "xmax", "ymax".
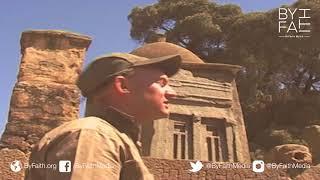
[{"xmin": 59, "ymin": 160, "xmax": 71, "ymax": 172}]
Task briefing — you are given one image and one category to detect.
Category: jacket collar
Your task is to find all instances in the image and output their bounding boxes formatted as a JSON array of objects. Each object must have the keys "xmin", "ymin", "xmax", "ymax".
[{"xmin": 86, "ymin": 106, "xmax": 142, "ymax": 150}]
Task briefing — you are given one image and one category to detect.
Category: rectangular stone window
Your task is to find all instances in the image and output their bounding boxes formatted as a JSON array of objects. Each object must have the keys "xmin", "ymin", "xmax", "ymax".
[
  {"xmin": 206, "ymin": 126, "xmax": 221, "ymax": 161},
  {"xmin": 170, "ymin": 113, "xmax": 193, "ymax": 160},
  {"xmin": 202, "ymin": 119, "xmax": 228, "ymax": 162}
]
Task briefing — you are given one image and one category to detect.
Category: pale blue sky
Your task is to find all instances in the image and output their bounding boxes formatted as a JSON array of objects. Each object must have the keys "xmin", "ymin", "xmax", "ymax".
[{"xmin": 0, "ymin": 0, "xmax": 296, "ymax": 135}]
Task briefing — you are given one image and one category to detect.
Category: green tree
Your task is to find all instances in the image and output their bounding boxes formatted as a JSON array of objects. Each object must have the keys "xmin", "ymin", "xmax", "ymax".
[
  {"xmin": 129, "ymin": 0, "xmax": 242, "ymax": 61},
  {"xmin": 225, "ymin": 0, "xmax": 320, "ymax": 148}
]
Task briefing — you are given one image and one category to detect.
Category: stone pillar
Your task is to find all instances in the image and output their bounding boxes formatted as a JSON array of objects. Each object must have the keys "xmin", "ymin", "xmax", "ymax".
[
  {"xmin": 225, "ymin": 124, "xmax": 235, "ymax": 162},
  {"xmin": 230, "ymin": 80, "xmax": 251, "ymax": 163},
  {"xmin": 143, "ymin": 118, "xmax": 172, "ymax": 158},
  {"xmin": 0, "ymin": 30, "xmax": 91, "ymax": 179},
  {"xmin": 192, "ymin": 120, "xmax": 202, "ymax": 160}
]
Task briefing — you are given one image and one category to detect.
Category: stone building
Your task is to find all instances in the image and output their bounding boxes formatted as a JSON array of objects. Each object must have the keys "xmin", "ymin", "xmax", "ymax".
[
  {"xmin": 1, "ymin": 30, "xmax": 318, "ymax": 179},
  {"xmin": 131, "ymin": 42, "xmax": 250, "ymax": 163},
  {"xmin": 0, "ymin": 30, "xmax": 91, "ymax": 179}
]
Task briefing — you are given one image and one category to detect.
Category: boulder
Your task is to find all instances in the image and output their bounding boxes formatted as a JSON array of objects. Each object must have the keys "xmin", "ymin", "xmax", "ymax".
[
  {"xmin": 302, "ymin": 125, "xmax": 320, "ymax": 164},
  {"xmin": 265, "ymin": 144, "xmax": 312, "ymax": 164}
]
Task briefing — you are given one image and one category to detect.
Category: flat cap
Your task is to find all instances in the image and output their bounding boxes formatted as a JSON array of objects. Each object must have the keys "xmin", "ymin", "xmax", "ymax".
[{"xmin": 77, "ymin": 53, "xmax": 181, "ymax": 97}]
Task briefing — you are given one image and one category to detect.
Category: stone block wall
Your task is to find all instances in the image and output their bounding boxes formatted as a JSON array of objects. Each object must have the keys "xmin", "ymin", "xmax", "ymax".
[{"xmin": 0, "ymin": 30, "xmax": 91, "ymax": 180}]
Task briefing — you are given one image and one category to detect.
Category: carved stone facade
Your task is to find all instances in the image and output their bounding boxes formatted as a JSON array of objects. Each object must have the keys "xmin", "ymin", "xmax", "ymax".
[{"xmin": 132, "ymin": 42, "xmax": 250, "ymax": 163}]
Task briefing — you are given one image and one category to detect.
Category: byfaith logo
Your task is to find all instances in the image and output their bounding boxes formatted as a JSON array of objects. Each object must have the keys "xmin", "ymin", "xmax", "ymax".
[
  {"xmin": 278, "ymin": 7, "xmax": 311, "ymax": 38},
  {"xmin": 189, "ymin": 160, "xmax": 203, "ymax": 172},
  {"xmin": 10, "ymin": 160, "xmax": 22, "ymax": 172}
]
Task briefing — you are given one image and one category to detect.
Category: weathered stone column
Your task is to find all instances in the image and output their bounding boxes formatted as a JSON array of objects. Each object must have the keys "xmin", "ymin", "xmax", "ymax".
[{"xmin": 0, "ymin": 30, "xmax": 91, "ymax": 179}]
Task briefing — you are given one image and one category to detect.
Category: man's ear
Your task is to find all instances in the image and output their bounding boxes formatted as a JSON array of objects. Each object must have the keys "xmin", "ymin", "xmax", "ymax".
[{"xmin": 113, "ymin": 76, "xmax": 130, "ymax": 94}]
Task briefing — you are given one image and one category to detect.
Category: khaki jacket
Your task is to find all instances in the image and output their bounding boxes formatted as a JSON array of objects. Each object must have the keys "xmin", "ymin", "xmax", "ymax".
[{"xmin": 25, "ymin": 108, "xmax": 154, "ymax": 180}]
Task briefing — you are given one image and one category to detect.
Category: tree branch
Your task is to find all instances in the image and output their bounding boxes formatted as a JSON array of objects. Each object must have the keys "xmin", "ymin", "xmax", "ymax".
[
  {"xmin": 311, "ymin": 84, "xmax": 319, "ymax": 91},
  {"xmin": 311, "ymin": 76, "xmax": 320, "ymax": 83},
  {"xmin": 177, "ymin": 36, "xmax": 188, "ymax": 47},
  {"xmin": 294, "ymin": 68, "xmax": 308, "ymax": 88},
  {"xmin": 160, "ymin": 25, "xmax": 170, "ymax": 32},
  {"xmin": 303, "ymin": 73, "xmax": 315, "ymax": 94}
]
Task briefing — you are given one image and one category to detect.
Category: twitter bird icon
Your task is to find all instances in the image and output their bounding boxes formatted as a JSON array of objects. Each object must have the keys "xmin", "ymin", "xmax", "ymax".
[{"xmin": 189, "ymin": 160, "xmax": 203, "ymax": 172}]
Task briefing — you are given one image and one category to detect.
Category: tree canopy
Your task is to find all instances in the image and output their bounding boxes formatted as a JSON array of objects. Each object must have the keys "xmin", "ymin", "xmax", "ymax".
[{"xmin": 129, "ymin": 0, "xmax": 242, "ymax": 61}]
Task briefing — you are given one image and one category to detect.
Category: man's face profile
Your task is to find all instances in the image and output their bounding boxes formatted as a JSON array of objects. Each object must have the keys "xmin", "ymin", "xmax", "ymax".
[{"xmin": 125, "ymin": 67, "xmax": 177, "ymax": 121}]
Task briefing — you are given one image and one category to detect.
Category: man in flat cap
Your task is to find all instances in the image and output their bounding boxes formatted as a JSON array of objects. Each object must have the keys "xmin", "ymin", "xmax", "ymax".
[{"xmin": 25, "ymin": 53, "xmax": 181, "ymax": 180}]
